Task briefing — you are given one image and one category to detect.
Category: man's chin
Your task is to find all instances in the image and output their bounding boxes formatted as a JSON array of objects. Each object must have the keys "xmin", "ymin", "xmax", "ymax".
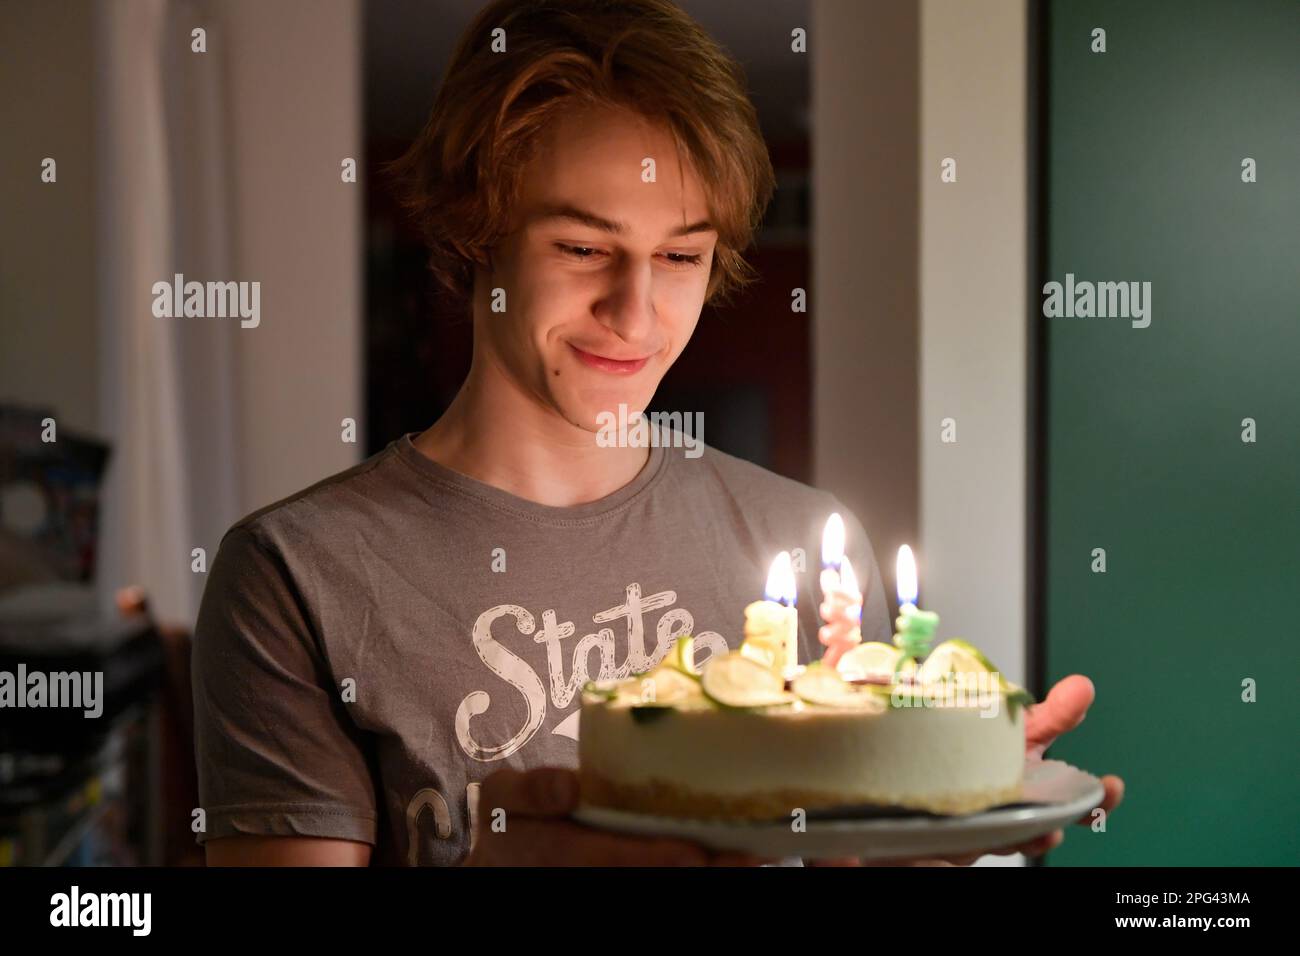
[{"xmin": 561, "ymin": 395, "xmax": 652, "ymax": 436}]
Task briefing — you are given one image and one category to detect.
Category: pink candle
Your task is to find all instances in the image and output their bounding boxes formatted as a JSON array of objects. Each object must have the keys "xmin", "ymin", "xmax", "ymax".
[{"xmin": 819, "ymin": 514, "xmax": 864, "ymax": 669}]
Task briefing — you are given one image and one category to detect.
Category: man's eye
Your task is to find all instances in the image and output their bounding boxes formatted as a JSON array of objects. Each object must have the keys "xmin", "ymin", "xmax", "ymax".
[
  {"xmin": 553, "ymin": 244, "xmax": 702, "ymax": 267},
  {"xmin": 661, "ymin": 252, "xmax": 704, "ymax": 267},
  {"xmin": 556, "ymin": 243, "xmax": 601, "ymax": 259}
]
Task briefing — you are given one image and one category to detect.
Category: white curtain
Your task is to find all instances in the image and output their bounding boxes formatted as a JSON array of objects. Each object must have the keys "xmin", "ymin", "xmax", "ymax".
[{"xmin": 93, "ymin": 0, "xmax": 240, "ymax": 627}]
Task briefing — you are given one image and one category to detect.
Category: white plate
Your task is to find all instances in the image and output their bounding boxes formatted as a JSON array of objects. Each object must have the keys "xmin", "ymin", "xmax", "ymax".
[{"xmin": 572, "ymin": 758, "xmax": 1104, "ymax": 861}]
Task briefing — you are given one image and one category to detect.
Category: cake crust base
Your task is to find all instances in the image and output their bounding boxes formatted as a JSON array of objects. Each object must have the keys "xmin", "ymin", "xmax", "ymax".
[{"xmin": 580, "ymin": 769, "xmax": 1023, "ymax": 820}]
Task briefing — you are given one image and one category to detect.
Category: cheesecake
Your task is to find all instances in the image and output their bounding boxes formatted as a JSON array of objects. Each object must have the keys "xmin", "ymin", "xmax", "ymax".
[{"xmin": 578, "ymin": 637, "xmax": 1032, "ymax": 820}]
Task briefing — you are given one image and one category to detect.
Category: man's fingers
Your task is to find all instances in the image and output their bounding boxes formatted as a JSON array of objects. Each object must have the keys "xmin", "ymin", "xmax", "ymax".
[
  {"xmin": 471, "ymin": 818, "xmax": 712, "ymax": 866},
  {"xmin": 709, "ymin": 851, "xmax": 776, "ymax": 866},
  {"xmin": 929, "ymin": 827, "xmax": 1068, "ymax": 865},
  {"xmin": 115, "ymin": 585, "xmax": 149, "ymax": 617},
  {"xmin": 805, "ymin": 856, "xmax": 862, "ymax": 867},
  {"xmin": 1075, "ymin": 774, "xmax": 1125, "ymax": 825},
  {"xmin": 1010, "ymin": 830, "xmax": 1064, "ymax": 857},
  {"xmin": 1101, "ymin": 774, "xmax": 1126, "ymax": 812},
  {"xmin": 563, "ymin": 826, "xmax": 710, "ymax": 866},
  {"xmin": 478, "ymin": 767, "xmax": 579, "ymax": 818},
  {"xmin": 1025, "ymin": 674, "xmax": 1095, "ymax": 753},
  {"xmin": 864, "ymin": 857, "xmax": 958, "ymax": 867}
]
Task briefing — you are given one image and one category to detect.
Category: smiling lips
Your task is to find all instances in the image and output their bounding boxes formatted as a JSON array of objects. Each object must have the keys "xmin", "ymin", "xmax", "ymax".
[{"xmin": 568, "ymin": 342, "xmax": 651, "ymax": 374}]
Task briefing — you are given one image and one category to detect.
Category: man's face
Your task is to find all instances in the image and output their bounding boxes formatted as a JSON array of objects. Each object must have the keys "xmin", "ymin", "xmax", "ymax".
[{"xmin": 476, "ymin": 105, "xmax": 718, "ymax": 432}]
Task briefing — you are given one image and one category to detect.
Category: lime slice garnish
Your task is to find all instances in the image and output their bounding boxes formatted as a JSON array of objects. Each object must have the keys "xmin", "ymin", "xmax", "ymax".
[
  {"xmin": 918, "ymin": 638, "xmax": 999, "ymax": 683},
  {"xmin": 700, "ymin": 651, "xmax": 795, "ymax": 709},
  {"xmin": 1005, "ymin": 684, "xmax": 1035, "ymax": 719},
  {"xmin": 584, "ymin": 665, "xmax": 704, "ymax": 707},
  {"xmin": 792, "ymin": 662, "xmax": 885, "ymax": 710},
  {"xmin": 626, "ymin": 666, "xmax": 703, "ymax": 706},
  {"xmin": 836, "ymin": 641, "xmax": 903, "ymax": 679},
  {"xmin": 666, "ymin": 635, "xmax": 700, "ymax": 678}
]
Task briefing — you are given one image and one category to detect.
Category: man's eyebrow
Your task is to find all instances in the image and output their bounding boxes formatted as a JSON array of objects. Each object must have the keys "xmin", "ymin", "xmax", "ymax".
[{"xmin": 532, "ymin": 204, "xmax": 715, "ymax": 238}]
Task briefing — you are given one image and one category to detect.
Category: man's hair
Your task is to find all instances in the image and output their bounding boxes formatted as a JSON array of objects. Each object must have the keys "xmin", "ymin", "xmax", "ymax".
[{"xmin": 389, "ymin": 0, "xmax": 776, "ymax": 306}]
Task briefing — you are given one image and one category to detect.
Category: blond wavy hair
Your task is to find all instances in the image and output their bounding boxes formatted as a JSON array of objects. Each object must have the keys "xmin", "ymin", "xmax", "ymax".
[{"xmin": 389, "ymin": 0, "xmax": 776, "ymax": 306}]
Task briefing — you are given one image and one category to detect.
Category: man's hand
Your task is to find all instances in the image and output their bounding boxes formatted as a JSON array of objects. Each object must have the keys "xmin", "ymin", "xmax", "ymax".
[
  {"xmin": 461, "ymin": 767, "xmax": 771, "ymax": 866},
  {"xmin": 809, "ymin": 674, "xmax": 1126, "ymax": 867},
  {"xmin": 206, "ymin": 835, "xmax": 372, "ymax": 866},
  {"xmin": 1024, "ymin": 674, "xmax": 1125, "ymax": 822}
]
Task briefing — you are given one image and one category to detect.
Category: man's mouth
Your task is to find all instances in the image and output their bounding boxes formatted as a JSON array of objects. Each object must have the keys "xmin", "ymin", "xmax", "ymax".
[{"xmin": 567, "ymin": 342, "xmax": 652, "ymax": 374}]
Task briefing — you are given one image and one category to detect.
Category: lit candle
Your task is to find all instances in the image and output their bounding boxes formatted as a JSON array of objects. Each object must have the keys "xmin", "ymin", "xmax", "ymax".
[
  {"xmin": 819, "ymin": 514, "xmax": 863, "ymax": 669},
  {"xmin": 894, "ymin": 545, "xmax": 939, "ymax": 677},
  {"xmin": 742, "ymin": 552, "xmax": 799, "ymax": 678},
  {"xmin": 821, "ymin": 512, "xmax": 845, "ymax": 574}
]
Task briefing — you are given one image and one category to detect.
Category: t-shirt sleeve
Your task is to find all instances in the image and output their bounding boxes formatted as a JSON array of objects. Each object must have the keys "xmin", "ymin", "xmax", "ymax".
[
  {"xmin": 191, "ymin": 524, "xmax": 378, "ymax": 847},
  {"xmin": 835, "ymin": 502, "xmax": 893, "ymax": 645}
]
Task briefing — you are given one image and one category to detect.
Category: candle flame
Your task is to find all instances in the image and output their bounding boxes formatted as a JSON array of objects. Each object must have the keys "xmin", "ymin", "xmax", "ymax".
[
  {"xmin": 764, "ymin": 551, "xmax": 797, "ymax": 606},
  {"xmin": 896, "ymin": 545, "xmax": 918, "ymax": 606},
  {"xmin": 821, "ymin": 513, "xmax": 845, "ymax": 568},
  {"xmin": 839, "ymin": 555, "xmax": 860, "ymax": 596}
]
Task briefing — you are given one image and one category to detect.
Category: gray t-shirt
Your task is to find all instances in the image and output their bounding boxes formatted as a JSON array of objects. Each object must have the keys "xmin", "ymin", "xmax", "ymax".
[{"xmin": 192, "ymin": 432, "xmax": 890, "ymax": 865}]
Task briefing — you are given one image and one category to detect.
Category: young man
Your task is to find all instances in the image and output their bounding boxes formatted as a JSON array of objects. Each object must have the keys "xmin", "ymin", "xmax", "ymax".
[{"xmin": 194, "ymin": 0, "xmax": 1121, "ymax": 866}]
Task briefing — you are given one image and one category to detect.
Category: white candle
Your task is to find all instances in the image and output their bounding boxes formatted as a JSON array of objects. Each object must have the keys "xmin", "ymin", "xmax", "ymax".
[{"xmin": 742, "ymin": 551, "xmax": 798, "ymax": 677}]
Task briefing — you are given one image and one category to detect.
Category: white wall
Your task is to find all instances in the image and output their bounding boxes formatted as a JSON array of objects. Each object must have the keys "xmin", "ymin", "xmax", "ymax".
[
  {"xmin": 918, "ymin": 0, "xmax": 1029, "ymax": 869},
  {"xmin": 812, "ymin": 0, "xmax": 920, "ymax": 603},
  {"xmin": 815, "ymin": 0, "xmax": 1029, "ymax": 866},
  {"xmin": 919, "ymin": 0, "xmax": 1028, "ymax": 690},
  {"xmin": 222, "ymin": 0, "xmax": 364, "ymax": 513}
]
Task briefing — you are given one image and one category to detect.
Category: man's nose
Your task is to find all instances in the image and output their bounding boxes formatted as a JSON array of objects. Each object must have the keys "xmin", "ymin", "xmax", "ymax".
[{"xmin": 596, "ymin": 258, "xmax": 656, "ymax": 340}]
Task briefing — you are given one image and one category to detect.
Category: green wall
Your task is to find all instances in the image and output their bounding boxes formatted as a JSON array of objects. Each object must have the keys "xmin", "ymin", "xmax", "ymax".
[{"xmin": 1043, "ymin": 0, "xmax": 1299, "ymax": 865}]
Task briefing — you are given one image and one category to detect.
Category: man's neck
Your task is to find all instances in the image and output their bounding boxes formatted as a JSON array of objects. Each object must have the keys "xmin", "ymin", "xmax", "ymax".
[{"xmin": 411, "ymin": 356, "xmax": 652, "ymax": 508}]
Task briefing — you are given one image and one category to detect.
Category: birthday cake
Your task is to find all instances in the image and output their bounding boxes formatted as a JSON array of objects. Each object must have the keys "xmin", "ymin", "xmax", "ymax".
[{"xmin": 578, "ymin": 621, "xmax": 1033, "ymax": 821}]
